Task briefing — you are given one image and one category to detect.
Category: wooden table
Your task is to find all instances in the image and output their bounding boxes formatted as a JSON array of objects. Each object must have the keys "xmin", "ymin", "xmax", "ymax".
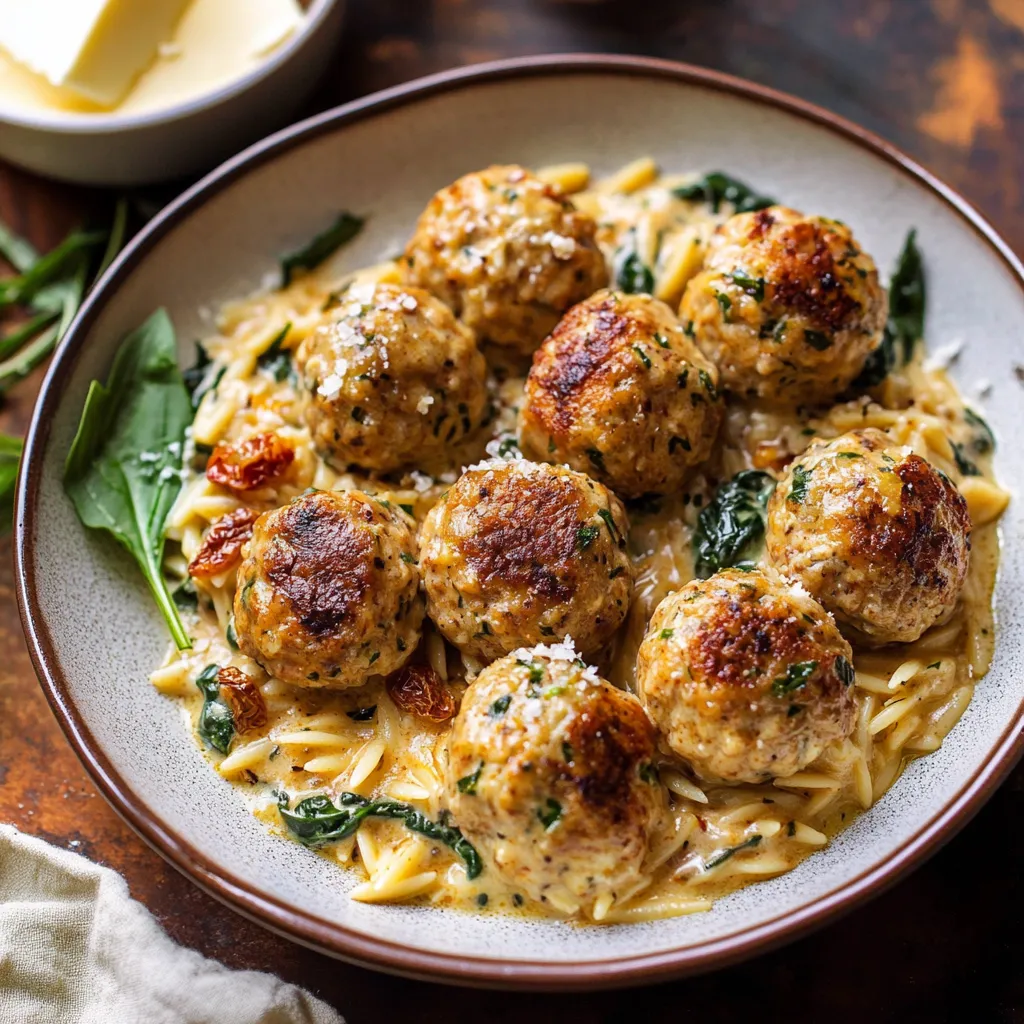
[{"xmin": 2, "ymin": 1, "xmax": 1022, "ymax": 1019}]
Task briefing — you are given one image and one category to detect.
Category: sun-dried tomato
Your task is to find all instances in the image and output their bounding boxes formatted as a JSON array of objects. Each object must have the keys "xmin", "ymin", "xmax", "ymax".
[
  {"xmin": 188, "ymin": 508, "xmax": 260, "ymax": 579},
  {"xmin": 217, "ymin": 666, "xmax": 267, "ymax": 734},
  {"xmin": 386, "ymin": 664, "xmax": 455, "ymax": 723},
  {"xmin": 206, "ymin": 432, "xmax": 295, "ymax": 493}
]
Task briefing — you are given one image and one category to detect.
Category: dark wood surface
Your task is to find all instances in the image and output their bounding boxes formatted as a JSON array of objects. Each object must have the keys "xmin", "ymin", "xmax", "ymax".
[{"xmin": 2, "ymin": 1, "xmax": 1022, "ymax": 1020}]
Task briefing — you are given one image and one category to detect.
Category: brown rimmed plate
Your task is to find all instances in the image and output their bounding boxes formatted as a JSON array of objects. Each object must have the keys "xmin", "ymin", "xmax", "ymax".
[{"xmin": 14, "ymin": 55, "xmax": 1024, "ymax": 989}]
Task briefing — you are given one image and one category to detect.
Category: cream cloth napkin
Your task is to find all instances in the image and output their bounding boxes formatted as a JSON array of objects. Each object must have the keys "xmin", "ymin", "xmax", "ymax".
[{"xmin": 0, "ymin": 824, "xmax": 344, "ymax": 1024}]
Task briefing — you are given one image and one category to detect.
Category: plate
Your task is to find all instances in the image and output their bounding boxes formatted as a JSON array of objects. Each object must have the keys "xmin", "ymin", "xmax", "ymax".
[{"xmin": 15, "ymin": 55, "xmax": 1024, "ymax": 988}]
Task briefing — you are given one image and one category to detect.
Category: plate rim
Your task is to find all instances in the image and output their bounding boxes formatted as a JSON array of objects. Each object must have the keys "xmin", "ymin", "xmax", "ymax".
[{"xmin": 14, "ymin": 53, "xmax": 1024, "ymax": 990}]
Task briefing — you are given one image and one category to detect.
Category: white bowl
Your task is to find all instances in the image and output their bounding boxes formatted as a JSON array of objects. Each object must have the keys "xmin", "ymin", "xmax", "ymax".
[
  {"xmin": 15, "ymin": 56, "xmax": 1024, "ymax": 988},
  {"xmin": 0, "ymin": 0, "xmax": 345, "ymax": 186}
]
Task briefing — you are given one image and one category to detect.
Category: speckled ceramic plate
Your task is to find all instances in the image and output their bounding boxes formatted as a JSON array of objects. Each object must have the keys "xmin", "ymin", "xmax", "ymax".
[{"xmin": 15, "ymin": 56, "xmax": 1024, "ymax": 989}]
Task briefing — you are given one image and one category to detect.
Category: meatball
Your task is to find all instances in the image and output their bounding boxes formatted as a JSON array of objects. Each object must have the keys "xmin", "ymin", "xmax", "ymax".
[
  {"xmin": 446, "ymin": 645, "xmax": 665, "ymax": 913},
  {"xmin": 636, "ymin": 568, "xmax": 856, "ymax": 784},
  {"xmin": 419, "ymin": 459, "xmax": 633, "ymax": 661},
  {"xmin": 765, "ymin": 429, "xmax": 972, "ymax": 645},
  {"xmin": 233, "ymin": 490, "xmax": 423, "ymax": 687},
  {"xmin": 404, "ymin": 165, "xmax": 608, "ymax": 356},
  {"xmin": 295, "ymin": 282, "xmax": 488, "ymax": 473},
  {"xmin": 519, "ymin": 290, "xmax": 723, "ymax": 499},
  {"xmin": 680, "ymin": 206, "xmax": 887, "ymax": 404}
]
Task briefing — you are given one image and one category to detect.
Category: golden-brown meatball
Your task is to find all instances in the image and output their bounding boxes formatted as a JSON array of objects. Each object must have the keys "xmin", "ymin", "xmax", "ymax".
[
  {"xmin": 446, "ymin": 645, "xmax": 665, "ymax": 914},
  {"xmin": 233, "ymin": 490, "xmax": 423, "ymax": 687},
  {"xmin": 419, "ymin": 460, "xmax": 633, "ymax": 661},
  {"xmin": 404, "ymin": 165, "xmax": 608, "ymax": 356},
  {"xmin": 295, "ymin": 282, "xmax": 488, "ymax": 473},
  {"xmin": 765, "ymin": 429, "xmax": 972, "ymax": 645},
  {"xmin": 680, "ymin": 207, "xmax": 887, "ymax": 404},
  {"xmin": 636, "ymin": 568, "xmax": 856, "ymax": 784},
  {"xmin": 519, "ymin": 290, "xmax": 723, "ymax": 499}
]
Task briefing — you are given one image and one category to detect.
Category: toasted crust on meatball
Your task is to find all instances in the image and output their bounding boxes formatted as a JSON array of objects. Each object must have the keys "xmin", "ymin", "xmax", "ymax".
[
  {"xmin": 233, "ymin": 490, "xmax": 423, "ymax": 687},
  {"xmin": 519, "ymin": 290, "xmax": 723, "ymax": 499},
  {"xmin": 446, "ymin": 647, "xmax": 665, "ymax": 912},
  {"xmin": 680, "ymin": 207, "xmax": 887, "ymax": 404},
  {"xmin": 636, "ymin": 569, "xmax": 856, "ymax": 784},
  {"xmin": 403, "ymin": 165, "xmax": 608, "ymax": 356},
  {"xmin": 296, "ymin": 282, "xmax": 488, "ymax": 473},
  {"xmin": 419, "ymin": 460, "xmax": 634, "ymax": 661},
  {"xmin": 765, "ymin": 429, "xmax": 972, "ymax": 645}
]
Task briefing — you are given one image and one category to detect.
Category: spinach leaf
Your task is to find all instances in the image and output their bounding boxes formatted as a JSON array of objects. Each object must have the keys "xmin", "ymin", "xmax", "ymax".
[
  {"xmin": 0, "ymin": 433, "xmax": 23, "ymax": 534},
  {"xmin": 673, "ymin": 172, "xmax": 776, "ymax": 214},
  {"xmin": 950, "ymin": 441, "xmax": 980, "ymax": 477},
  {"xmin": 964, "ymin": 407, "xmax": 995, "ymax": 455},
  {"xmin": 615, "ymin": 247, "xmax": 655, "ymax": 294},
  {"xmin": 704, "ymin": 834, "xmax": 762, "ymax": 870},
  {"xmin": 182, "ymin": 342, "xmax": 226, "ymax": 410},
  {"xmin": 281, "ymin": 212, "xmax": 364, "ymax": 286},
  {"xmin": 196, "ymin": 664, "xmax": 234, "ymax": 754},
  {"xmin": 693, "ymin": 470, "xmax": 776, "ymax": 578},
  {"xmin": 787, "ymin": 464, "xmax": 811, "ymax": 503},
  {"xmin": 851, "ymin": 229, "xmax": 925, "ymax": 390},
  {"xmin": 772, "ymin": 660, "xmax": 818, "ymax": 697},
  {"xmin": 0, "ymin": 229, "xmax": 105, "ymax": 311},
  {"xmin": 278, "ymin": 791, "xmax": 482, "ymax": 879},
  {"xmin": 64, "ymin": 309, "xmax": 194, "ymax": 650},
  {"xmin": 256, "ymin": 323, "xmax": 294, "ymax": 383}
]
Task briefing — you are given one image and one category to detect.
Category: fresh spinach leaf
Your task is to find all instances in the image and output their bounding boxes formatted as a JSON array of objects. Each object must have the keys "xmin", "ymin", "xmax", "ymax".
[
  {"xmin": 196, "ymin": 664, "xmax": 233, "ymax": 754},
  {"xmin": 278, "ymin": 791, "xmax": 482, "ymax": 878},
  {"xmin": 673, "ymin": 172, "xmax": 776, "ymax": 214},
  {"xmin": 0, "ymin": 433, "xmax": 23, "ymax": 534},
  {"xmin": 64, "ymin": 309, "xmax": 194, "ymax": 650},
  {"xmin": 280, "ymin": 212, "xmax": 364, "ymax": 286},
  {"xmin": 693, "ymin": 469, "xmax": 776, "ymax": 578}
]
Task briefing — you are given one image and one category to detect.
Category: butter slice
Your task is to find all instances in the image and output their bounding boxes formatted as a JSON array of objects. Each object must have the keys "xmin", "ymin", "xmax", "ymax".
[{"xmin": 0, "ymin": 0, "xmax": 192, "ymax": 107}]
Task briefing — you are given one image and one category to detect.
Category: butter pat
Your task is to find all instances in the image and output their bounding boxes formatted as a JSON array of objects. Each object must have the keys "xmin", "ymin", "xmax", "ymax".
[{"xmin": 0, "ymin": 0, "xmax": 192, "ymax": 107}]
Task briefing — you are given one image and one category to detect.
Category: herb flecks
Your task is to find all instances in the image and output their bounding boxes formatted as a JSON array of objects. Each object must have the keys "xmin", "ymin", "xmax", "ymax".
[{"xmin": 772, "ymin": 661, "xmax": 818, "ymax": 697}]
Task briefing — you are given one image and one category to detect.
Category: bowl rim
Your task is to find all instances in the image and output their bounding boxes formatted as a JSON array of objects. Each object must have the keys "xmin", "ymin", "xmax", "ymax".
[
  {"xmin": 14, "ymin": 53, "xmax": 1024, "ymax": 990},
  {"xmin": 0, "ymin": 0, "xmax": 341, "ymax": 134}
]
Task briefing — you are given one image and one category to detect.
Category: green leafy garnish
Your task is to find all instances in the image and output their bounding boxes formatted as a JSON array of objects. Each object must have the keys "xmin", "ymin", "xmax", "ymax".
[
  {"xmin": 615, "ymin": 247, "xmax": 654, "ymax": 294},
  {"xmin": 537, "ymin": 798, "xmax": 562, "ymax": 831},
  {"xmin": 788, "ymin": 464, "xmax": 811, "ymax": 504},
  {"xmin": 257, "ymin": 323, "xmax": 294, "ymax": 383},
  {"xmin": 0, "ymin": 433, "xmax": 23, "ymax": 534},
  {"xmin": 639, "ymin": 763, "xmax": 659, "ymax": 784},
  {"xmin": 964, "ymin": 408, "xmax": 995, "ymax": 455},
  {"xmin": 457, "ymin": 763, "xmax": 484, "ymax": 795},
  {"xmin": 280, "ymin": 212, "xmax": 364, "ymax": 286},
  {"xmin": 195, "ymin": 665, "xmax": 233, "ymax": 754},
  {"xmin": 659, "ymin": 628, "xmax": 674, "ymax": 640},
  {"xmin": 632, "ymin": 344, "xmax": 652, "ymax": 369},
  {"xmin": 693, "ymin": 469, "xmax": 776, "ymax": 577},
  {"xmin": 64, "ymin": 309, "xmax": 193, "ymax": 650},
  {"xmin": 673, "ymin": 172, "xmax": 775, "ymax": 213},
  {"xmin": 704, "ymin": 834, "xmax": 763, "ymax": 870},
  {"xmin": 277, "ymin": 791, "xmax": 482, "ymax": 879},
  {"xmin": 835, "ymin": 655, "xmax": 855, "ymax": 687},
  {"xmin": 729, "ymin": 269, "xmax": 765, "ymax": 301},
  {"xmin": 951, "ymin": 441, "xmax": 980, "ymax": 477},
  {"xmin": 577, "ymin": 524, "xmax": 600, "ymax": 550},
  {"xmin": 772, "ymin": 661, "xmax": 818, "ymax": 697},
  {"xmin": 489, "ymin": 694, "xmax": 512, "ymax": 716},
  {"xmin": 852, "ymin": 229, "xmax": 925, "ymax": 389}
]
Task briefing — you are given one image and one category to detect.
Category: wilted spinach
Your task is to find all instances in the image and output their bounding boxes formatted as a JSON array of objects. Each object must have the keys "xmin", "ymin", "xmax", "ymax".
[
  {"xmin": 280, "ymin": 212, "xmax": 364, "ymax": 286},
  {"xmin": 277, "ymin": 791, "xmax": 482, "ymax": 879},
  {"xmin": 673, "ymin": 172, "xmax": 776, "ymax": 213},
  {"xmin": 693, "ymin": 470, "xmax": 777, "ymax": 577},
  {"xmin": 196, "ymin": 664, "xmax": 234, "ymax": 754}
]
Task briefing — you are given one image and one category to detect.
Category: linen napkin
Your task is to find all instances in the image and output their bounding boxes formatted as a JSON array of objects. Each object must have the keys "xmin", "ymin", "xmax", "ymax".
[{"xmin": 0, "ymin": 824, "xmax": 344, "ymax": 1024}]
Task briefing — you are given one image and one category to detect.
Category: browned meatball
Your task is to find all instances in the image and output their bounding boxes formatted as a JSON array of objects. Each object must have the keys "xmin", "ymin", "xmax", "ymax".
[
  {"xmin": 403, "ymin": 165, "xmax": 608, "ymax": 356},
  {"xmin": 419, "ymin": 460, "xmax": 633, "ymax": 661},
  {"xmin": 765, "ymin": 429, "xmax": 972, "ymax": 645},
  {"xmin": 233, "ymin": 490, "xmax": 423, "ymax": 687},
  {"xmin": 296, "ymin": 282, "xmax": 488, "ymax": 473},
  {"xmin": 680, "ymin": 207, "xmax": 887, "ymax": 404},
  {"xmin": 446, "ymin": 645, "xmax": 665, "ymax": 914},
  {"xmin": 519, "ymin": 290, "xmax": 723, "ymax": 499},
  {"xmin": 636, "ymin": 569, "xmax": 856, "ymax": 784}
]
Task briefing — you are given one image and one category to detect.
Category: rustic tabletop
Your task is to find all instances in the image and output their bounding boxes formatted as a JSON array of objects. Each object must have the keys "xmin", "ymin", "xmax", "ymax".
[{"xmin": 1, "ymin": 1, "xmax": 1021, "ymax": 1020}]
